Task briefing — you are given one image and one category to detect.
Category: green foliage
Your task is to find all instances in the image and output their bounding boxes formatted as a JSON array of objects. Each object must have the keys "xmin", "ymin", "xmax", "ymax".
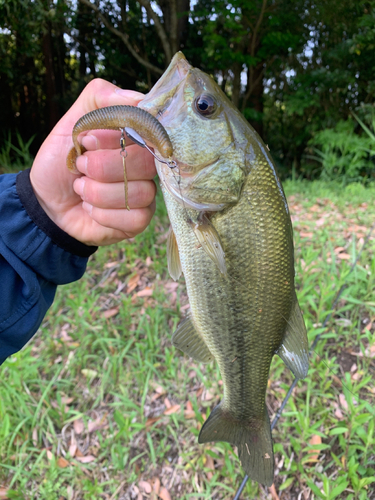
[
  {"xmin": 1, "ymin": 0, "xmax": 375, "ymax": 180},
  {"xmin": 308, "ymin": 113, "xmax": 375, "ymax": 184},
  {"xmin": 0, "ymin": 132, "xmax": 34, "ymax": 173}
]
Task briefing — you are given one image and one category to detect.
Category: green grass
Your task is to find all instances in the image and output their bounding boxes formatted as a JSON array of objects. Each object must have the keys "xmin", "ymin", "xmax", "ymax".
[{"xmin": 1, "ymin": 180, "xmax": 375, "ymax": 500}]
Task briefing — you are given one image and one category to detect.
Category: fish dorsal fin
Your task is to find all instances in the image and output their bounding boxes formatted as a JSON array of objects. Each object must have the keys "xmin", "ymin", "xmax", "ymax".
[
  {"xmin": 167, "ymin": 226, "xmax": 182, "ymax": 281},
  {"xmin": 172, "ymin": 313, "xmax": 214, "ymax": 363},
  {"xmin": 277, "ymin": 292, "xmax": 309, "ymax": 379},
  {"xmin": 192, "ymin": 214, "xmax": 227, "ymax": 276}
]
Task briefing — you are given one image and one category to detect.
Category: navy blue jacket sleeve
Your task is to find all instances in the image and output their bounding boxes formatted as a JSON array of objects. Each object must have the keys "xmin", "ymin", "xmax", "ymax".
[{"xmin": 0, "ymin": 169, "xmax": 97, "ymax": 365}]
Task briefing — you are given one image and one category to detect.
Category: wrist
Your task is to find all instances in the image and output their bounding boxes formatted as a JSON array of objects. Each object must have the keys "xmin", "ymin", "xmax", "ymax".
[{"xmin": 16, "ymin": 169, "xmax": 97, "ymax": 257}]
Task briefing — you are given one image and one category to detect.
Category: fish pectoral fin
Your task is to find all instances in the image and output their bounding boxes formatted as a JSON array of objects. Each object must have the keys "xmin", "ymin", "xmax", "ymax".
[
  {"xmin": 198, "ymin": 404, "xmax": 274, "ymax": 487},
  {"xmin": 172, "ymin": 314, "xmax": 214, "ymax": 363},
  {"xmin": 192, "ymin": 214, "xmax": 227, "ymax": 276},
  {"xmin": 167, "ymin": 226, "xmax": 182, "ymax": 281},
  {"xmin": 277, "ymin": 292, "xmax": 309, "ymax": 379}
]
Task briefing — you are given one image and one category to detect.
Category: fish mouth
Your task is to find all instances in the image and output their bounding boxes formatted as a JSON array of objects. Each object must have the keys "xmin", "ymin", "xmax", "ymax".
[{"xmin": 139, "ymin": 52, "xmax": 192, "ymax": 116}]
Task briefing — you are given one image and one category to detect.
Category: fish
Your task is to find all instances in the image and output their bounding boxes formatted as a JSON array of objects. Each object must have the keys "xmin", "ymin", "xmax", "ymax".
[
  {"xmin": 67, "ymin": 52, "xmax": 309, "ymax": 487},
  {"xmin": 139, "ymin": 52, "xmax": 309, "ymax": 486}
]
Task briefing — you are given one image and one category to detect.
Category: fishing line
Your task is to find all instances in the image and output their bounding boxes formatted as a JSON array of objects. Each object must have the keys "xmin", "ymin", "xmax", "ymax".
[{"xmin": 233, "ymin": 220, "xmax": 375, "ymax": 500}]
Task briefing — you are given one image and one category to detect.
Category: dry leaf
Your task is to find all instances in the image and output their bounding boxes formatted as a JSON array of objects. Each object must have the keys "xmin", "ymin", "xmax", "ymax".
[
  {"xmin": 102, "ymin": 307, "xmax": 120, "ymax": 319},
  {"xmin": 139, "ymin": 481, "xmax": 152, "ymax": 494},
  {"xmin": 69, "ymin": 434, "xmax": 77, "ymax": 457},
  {"xmin": 339, "ymin": 393, "xmax": 348, "ymax": 410},
  {"xmin": 151, "ymin": 477, "xmax": 160, "ymax": 494},
  {"xmin": 338, "ymin": 253, "xmax": 350, "ymax": 260},
  {"xmin": 203, "ymin": 389, "xmax": 214, "ymax": 401},
  {"xmin": 73, "ymin": 418, "xmax": 84, "ymax": 435},
  {"xmin": 164, "ymin": 397, "xmax": 172, "ymax": 409},
  {"xmin": 334, "ymin": 407, "xmax": 344, "ymax": 420},
  {"xmin": 0, "ymin": 488, "xmax": 10, "ymax": 499},
  {"xmin": 306, "ymin": 435, "xmax": 322, "ymax": 463},
  {"xmin": 269, "ymin": 483, "xmax": 280, "ymax": 500},
  {"xmin": 127, "ymin": 273, "xmax": 140, "ymax": 293},
  {"xmin": 196, "ymin": 387, "xmax": 204, "ymax": 398},
  {"xmin": 32, "ymin": 428, "xmax": 38, "ymax": 446},
  {"xmin": 75, "ymin": 455, "xmax": 96, "ymax": 463},
  {"xmin": 184, "ymin": 410, "xmax": 196, "ymax": 419},
  {"xmin": 159, "ymin": 487, "xmax": 172, "ymax": 500},
  {"xmin": 164, "ymin": 404, "xmax": 181, "ymax": 415},
  {"xmin": 204, "ymin": 455, "xmax": 215, "ymax": 480},
  {"xmin": 46, "ymin": 449, "xmax": 53, "ymax": 461},
  {"xmin": 57, "ymin": 457, "xmax": 70, "ymax": 468},
  {"xmin": 136, "ymin": 287, "xmax": 153, "ymax": 297},
  {"xmin": 145, "ymin": 417, "xmax": 160, "ymax": 429},
  {"xmin": 87, "ymin": 415, "xmax": 107, "ymax": 433}
]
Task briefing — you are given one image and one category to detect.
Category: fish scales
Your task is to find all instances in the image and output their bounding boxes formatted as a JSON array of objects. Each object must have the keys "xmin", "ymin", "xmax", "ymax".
[{"xmin": 162, "ymin": 157, "xmax": 294, "ymax": 421}]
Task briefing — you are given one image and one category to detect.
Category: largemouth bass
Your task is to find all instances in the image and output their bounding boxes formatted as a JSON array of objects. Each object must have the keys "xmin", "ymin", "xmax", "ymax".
[
  {"xmin": 67, "ymin": 52, "xmax": 309, "ymax": 487},
  {"xmin": 139, "ymin": 52, "xmax": 309, "ymax": 486}
]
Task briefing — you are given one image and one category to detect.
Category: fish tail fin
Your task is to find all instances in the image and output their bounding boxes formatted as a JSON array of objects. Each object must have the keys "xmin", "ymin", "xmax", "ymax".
[{"xmin": 198, "ymin": 403, "xmax": 274, "ymax": 487}]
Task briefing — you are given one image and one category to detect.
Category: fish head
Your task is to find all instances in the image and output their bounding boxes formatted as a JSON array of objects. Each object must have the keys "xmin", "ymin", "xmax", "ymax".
[{"xmin": 139, "ymin": 52, "xmax": 251, "ymax": 211}]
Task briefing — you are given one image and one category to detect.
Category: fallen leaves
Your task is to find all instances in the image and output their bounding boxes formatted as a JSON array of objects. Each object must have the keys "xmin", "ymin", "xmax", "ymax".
[
  {"xmin": 0, "ymin": 488, "xmax": 10, "ymax": 500},
  {"xmin": 102, "ymin": 306, "xmax": 120, "ymax": 319},
  {"xmin": 159, "ymin": 487, "xmax": 172, "ymax": 500},
  {"xmin": 75, "ymin": 455, "xmax": 96, "ymax": 463},
  {"xmin": 269, "ymin": 483, "xmax": 280, "ymax": 500},
  {"xmin": 57, "ymin": 457, "xmax": 70, "ymax": 468},
  {"xmin": 306, "ymin": 435, "xmax": 322, "ymax": 463},
  {"xmin": 73, "ymin": 418, "xmax": 84, "ymax": 435},
  {"xmin": 163, "ymin": 404, "xmax": 181, "ymax": 415}
]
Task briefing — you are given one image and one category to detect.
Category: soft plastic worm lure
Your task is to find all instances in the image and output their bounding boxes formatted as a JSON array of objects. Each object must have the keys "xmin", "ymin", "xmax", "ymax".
[{"xmin": 66, "ymin": 105, "xmax": 173, "ymax": 173}]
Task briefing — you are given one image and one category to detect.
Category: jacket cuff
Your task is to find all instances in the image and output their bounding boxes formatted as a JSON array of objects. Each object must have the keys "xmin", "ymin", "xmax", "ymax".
[{"xmin": 16, "ymin": 169, "xmax": 97, "ymax": 258}]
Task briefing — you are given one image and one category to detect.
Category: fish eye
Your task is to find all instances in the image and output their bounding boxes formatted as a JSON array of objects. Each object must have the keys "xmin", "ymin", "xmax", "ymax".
[{"xmin": 194, "ymin": 94, "xmax": 217, "ymax": 117}]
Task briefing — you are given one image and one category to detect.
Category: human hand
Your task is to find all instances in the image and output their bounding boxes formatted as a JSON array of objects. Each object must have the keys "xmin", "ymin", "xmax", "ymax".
[{"xmin": 30, "ymin": 79, "xmax": 157, "ymax": 247}]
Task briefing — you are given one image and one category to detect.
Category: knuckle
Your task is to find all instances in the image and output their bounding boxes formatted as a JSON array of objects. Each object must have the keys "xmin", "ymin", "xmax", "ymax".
[{"xmin": 85, "ymin": 78, "xmax": 107, "ymax": 94}]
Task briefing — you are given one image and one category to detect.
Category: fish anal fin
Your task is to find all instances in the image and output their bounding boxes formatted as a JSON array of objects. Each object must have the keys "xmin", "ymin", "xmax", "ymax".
[
  {"xmin": 198, "ymin": 404, "xmax": 274, "ymax": 487},
  {"xmin": 172, "ymin": 314, "xmax": 213, "ymax": 363},
  {"xmin": 192, "ymin": 214, "xmax": 227, "ymax": 276},
  {"xmin": 278, "ymin": 292, "xmax": 309, "ymax": 379},
  {"xmin": 167, "ymin": 226, "xmax": 182, "ymax": 281}
]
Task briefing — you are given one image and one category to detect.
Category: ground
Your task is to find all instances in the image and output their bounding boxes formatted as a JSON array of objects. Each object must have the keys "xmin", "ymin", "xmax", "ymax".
[{"xmin": 0, "ymin": 180, "xmax": 374, "ymax": 500}]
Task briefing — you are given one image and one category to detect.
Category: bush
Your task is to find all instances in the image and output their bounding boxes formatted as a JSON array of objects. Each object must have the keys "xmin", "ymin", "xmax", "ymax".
[{"xmin": 307, "ymin": 112, "xmax": 375, "ymax": 185}]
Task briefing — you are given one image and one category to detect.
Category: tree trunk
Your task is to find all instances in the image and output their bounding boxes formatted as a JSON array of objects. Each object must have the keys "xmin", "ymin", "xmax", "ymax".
[{"xmin": 42, "ymin": 26, "xmax": 59, "ymax": 131}]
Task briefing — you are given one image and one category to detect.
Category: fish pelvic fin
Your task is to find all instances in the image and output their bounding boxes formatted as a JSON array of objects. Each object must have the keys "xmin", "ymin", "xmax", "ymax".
[
  {"xmin": 198, "ymin": 403, "xmax": 274, "ymax": 487},
  {"xmin": 277, "ymin": 291, "xmax": 309, "ymax": 379},
  {"xmin": 191, "ymin": 214, "xmax": 227, "ymax": 276},
  {"xmin": 167, "ymin": 226, "xmax": 182, "ymax": 281},
  {"xmin": 172, "ymin": 313, "xmax": 214, "ymax": 363}
]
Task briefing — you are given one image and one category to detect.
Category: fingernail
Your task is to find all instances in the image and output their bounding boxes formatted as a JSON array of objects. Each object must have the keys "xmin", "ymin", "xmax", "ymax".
[
  {"xmin": 82, "ymin": 201, "xmax": 93, "ymax": 216},
  {"xmin": 76, "ymin": 155, "xmax": 88, "ymax": 174},
  {"xmin": 81, "ymin": 134, "xmax": 98, "ymax": 150},
  {"xmin": 115, "ymin": 88, "xmax": 145, "ymax": 100},
  {"xmin": 73, "ymin": 177, "xmax": 85, "ymax": 197}
]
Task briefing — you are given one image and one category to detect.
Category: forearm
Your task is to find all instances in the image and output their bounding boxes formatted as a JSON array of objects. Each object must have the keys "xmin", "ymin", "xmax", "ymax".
[{"xmin": 0, "ymin": 170, "xmax": 97, "ymax": 365}]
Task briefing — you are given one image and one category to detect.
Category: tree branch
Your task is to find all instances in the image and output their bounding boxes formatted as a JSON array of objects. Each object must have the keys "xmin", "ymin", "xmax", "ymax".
[
  {"xmin": 138, "ymin": 0, "xmax": 172, "ymax": 62},
  {"xmin": 78, "ymin": 0, "xmax": 163, "ymax": 75},
  {"xmin": 169, "ymin": 0, "xmax": 178, "ymax": 55}
]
